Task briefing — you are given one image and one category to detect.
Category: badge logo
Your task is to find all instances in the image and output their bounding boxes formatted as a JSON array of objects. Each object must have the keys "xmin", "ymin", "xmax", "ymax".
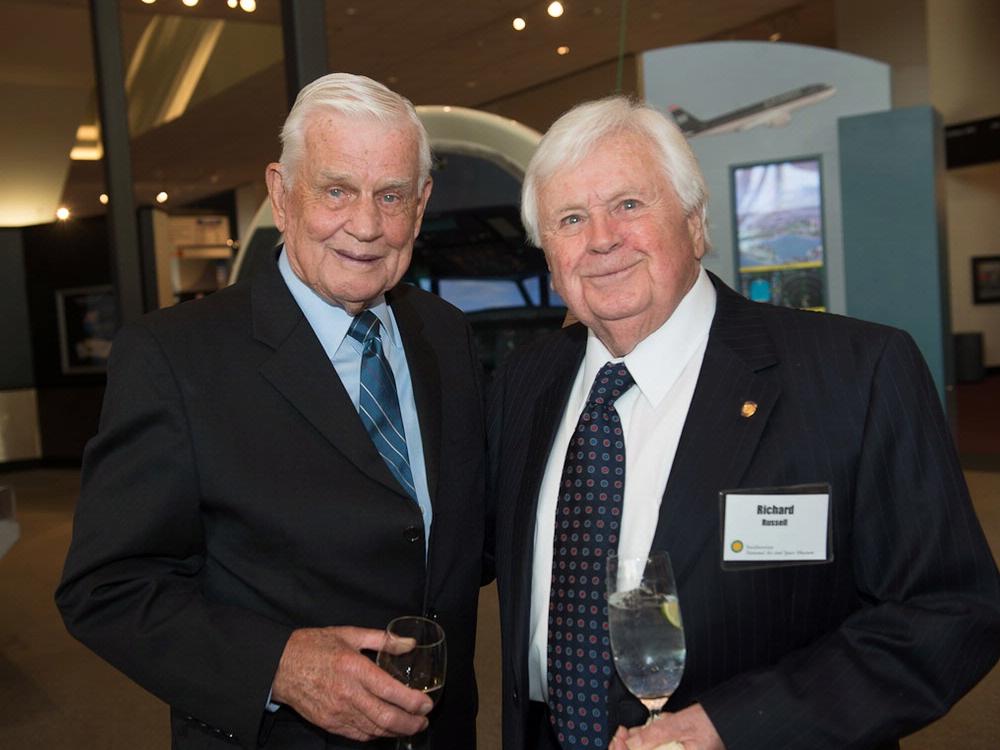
[{"xmin": 730, "ymin": 539, "xmax": 744, "ymax": 553}]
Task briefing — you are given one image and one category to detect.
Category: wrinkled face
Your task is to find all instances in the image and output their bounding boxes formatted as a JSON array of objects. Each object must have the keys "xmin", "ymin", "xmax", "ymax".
[
  {"xmin": 537, "ymin": 131, "xmax": 706, "ymax": 348},
  {"xmin": 266, "ymin": 112, "xmax": 431, "ymax": 314}
]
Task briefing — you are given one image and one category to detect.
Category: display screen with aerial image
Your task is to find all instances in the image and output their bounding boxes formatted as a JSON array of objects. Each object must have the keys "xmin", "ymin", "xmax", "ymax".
[{"xmin": 732, "ymin": 157, "xmax": 825, "ymax": 311}]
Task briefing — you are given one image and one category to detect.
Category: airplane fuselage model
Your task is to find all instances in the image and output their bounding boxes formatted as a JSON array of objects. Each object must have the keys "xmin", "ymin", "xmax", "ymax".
[{"xmin": 670, "ymin": 83, "xmax": 836, "ymax": 137}]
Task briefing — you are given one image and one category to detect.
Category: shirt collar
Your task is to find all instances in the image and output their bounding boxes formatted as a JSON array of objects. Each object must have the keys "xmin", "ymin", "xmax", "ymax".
[
  {"xmin": 277, "ymin": 247, "xmax": 402, "ymax": 357},
  {"xmin": 583, "ymin": 265, "xmax": 716, "ymax": 408}
]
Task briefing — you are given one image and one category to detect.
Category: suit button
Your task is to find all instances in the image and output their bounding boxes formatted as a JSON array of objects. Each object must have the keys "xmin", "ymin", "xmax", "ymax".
[
  {"xmin": 425, "ymin": 608, "xmax": 439, "ymax": 621},
  {"xmin": 403, "ymin": 525, "xmax": 422, "ymax": 543},
  {"xmin": 512, "ymin": 688, "xmax": 519, "ymax": 706}
]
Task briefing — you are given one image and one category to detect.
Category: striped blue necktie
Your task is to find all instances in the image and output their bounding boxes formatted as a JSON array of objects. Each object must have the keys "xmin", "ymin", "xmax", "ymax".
[{"xmin": 347, "ymin": 311, "xmax": 416, "ymax": 500}]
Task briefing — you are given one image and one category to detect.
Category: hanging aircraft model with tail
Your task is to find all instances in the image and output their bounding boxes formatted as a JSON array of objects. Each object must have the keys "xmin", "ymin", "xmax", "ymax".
[{"xmin": 669, "ymin": 83, "xmax": 836, "ymax": 137}]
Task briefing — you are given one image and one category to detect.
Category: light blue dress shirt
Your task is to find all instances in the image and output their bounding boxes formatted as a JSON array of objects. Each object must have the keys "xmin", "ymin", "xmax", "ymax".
[{"xmin": 277, "ymin": 250, "xmax": 433, "ymax": 551}]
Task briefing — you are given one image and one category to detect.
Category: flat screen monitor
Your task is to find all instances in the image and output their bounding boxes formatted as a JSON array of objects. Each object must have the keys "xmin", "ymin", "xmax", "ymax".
[{"xmin": 731, "ymin": 157, "xmax": 826, "ymax": 311}]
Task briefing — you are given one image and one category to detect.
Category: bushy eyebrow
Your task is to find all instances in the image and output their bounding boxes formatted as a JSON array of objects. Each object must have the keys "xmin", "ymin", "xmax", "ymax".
[
  {"xmin": 316, "ymin": 171, "xmax": 415, "ymax": 194},
  {"xmin": 549, "ymin": 187, "xmax": 647, "ymax": 215}
]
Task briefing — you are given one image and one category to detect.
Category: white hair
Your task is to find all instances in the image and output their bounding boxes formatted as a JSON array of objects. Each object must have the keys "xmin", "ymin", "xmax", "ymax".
[
  {"xmin": 521, "ymin": 95, "xmax": 709, "ymax": 248},
  {"xmin": 278, "ymin": 73, "xmax": 431, "ymax": 186}
]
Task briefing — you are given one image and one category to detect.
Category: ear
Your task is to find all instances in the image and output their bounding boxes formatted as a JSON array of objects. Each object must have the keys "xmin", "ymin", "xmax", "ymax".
[
  {"xmin": 411, "ymin": 177, "xmax": 434, "ymax": 237},
  {"xmin": 686, "ymin": 210, "xmax": 706, "ymax": 260},
  {"xmin": 265, "ymin": 163, "xmax": 288, "ymax": 232}
]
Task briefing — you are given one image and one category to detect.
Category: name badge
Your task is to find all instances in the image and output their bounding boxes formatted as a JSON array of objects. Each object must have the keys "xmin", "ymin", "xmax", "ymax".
[{"xmin": 720, "ymin": 484, "xmax": 832, "ymax": 569}]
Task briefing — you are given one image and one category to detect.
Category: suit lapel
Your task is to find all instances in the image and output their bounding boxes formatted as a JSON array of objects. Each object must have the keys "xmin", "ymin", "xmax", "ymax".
[
  {"xmin": 508, "ymin": 326, "xmax": 587, "ymax": 691},
  {"xmin": 251, "ymin": 253, "xmax": 410, "ymax": 498},
  {"xmin": 651, "ymin": 276, "xmax": 781, "ymax": 583},
  {"xmin": 388, "ymin": 287, "xmax": 443, "ymax": 504}
]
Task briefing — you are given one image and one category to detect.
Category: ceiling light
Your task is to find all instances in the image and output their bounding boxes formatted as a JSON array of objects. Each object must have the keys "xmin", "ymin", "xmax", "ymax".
[
  {"xmin": 141, "ymin": 0, "xmax": 156, "ymax": 4},
  {"xmin": 155, "ymin": 191, "xmax": 169, "ymax": 204},
  {"xmin": 56, "ymin": 207, "xmax": 71, "ymax": 221},
  {"xmin": 557, "ymin": 45, "xmax": 570, "ymax": 55},
  {"xmin": 99, "ymin": 194, "xmax": 109, "ymax": 205},
  {"xmin": 181, "ymin": 0, "xmax": 199, "ymax": 7},
  {"xmin": 239, "ymin": 0, "xmax": 256, "ymax": 11},
  {"xmin": 769, "ymin": 32, "xmax": 782, "ymax": 42},
  {"xmin": 548, "ymin": 2, "xmax": 564, "ymax": 18},
  {"xmin": 513, "ymin": 17, "xmax": 526, "ymax": 31},
  {"xmin": 227, "ymin": 0, "xmax": 238, "ymax": 7}
]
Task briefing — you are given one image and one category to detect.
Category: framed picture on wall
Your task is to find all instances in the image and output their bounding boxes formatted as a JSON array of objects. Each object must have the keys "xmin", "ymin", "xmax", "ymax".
[
  {"xmin": 972, "ymin": 255, "xmax": 1000, "ymax": 304},
  {"xmin": 731, "ymin": 156, "xmax": 827, "ymax": 311},
  {"xmin": 55, "ymin": 285, "xmax": 117, "ymax": 374}
]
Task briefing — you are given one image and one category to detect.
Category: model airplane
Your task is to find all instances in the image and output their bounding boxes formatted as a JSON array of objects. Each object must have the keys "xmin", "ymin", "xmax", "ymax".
[{"xmin": 670, "ymin": 83, "xmax": 836, "ymax": 137}]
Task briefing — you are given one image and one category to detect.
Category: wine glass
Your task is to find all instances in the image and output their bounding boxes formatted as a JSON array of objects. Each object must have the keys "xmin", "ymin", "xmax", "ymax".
[
  {"xmin": 606, "ymin": 551, "xmax": 686, "ymax": 721},
  {"xmin": 376, "ymin": 616, "xmax": 447, "ymax": 750}
]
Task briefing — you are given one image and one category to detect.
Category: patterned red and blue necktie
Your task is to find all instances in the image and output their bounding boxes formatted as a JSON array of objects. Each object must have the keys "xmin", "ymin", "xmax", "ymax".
[{"xmin": 547, "ymin": 361, "xmax": 635, "ymax": 748}]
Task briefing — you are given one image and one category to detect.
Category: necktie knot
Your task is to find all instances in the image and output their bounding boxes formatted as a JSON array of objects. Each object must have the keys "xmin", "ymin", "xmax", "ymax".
[
  {"xmin": 586, "ymin": 362, "xmax": 635, "ymax": 408},
  {"xmin": 347, "ymin": 309, "xmax": 382, "ymax": 348}
]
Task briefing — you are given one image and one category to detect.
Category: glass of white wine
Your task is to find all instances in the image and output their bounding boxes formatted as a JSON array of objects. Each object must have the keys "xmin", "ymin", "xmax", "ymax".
[
  {"xmin": 376, "ymin": 616, "xmax": 446, "ymax": 750},
  {"xmin": 607, "ymin": 551, "xmax": 686, "ymax": 721}
]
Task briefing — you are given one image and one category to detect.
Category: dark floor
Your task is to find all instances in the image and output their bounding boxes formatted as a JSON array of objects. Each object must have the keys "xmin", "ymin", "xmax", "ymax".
[{"xmin": 1, "ymin": 374, "xmax": 998, "ymax": 749}]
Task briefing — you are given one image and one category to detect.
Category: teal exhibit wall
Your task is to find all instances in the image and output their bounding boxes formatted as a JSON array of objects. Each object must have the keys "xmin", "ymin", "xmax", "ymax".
[{"xmin": 839, "ymin": 106, "xmax": 952, "ymax": 403}]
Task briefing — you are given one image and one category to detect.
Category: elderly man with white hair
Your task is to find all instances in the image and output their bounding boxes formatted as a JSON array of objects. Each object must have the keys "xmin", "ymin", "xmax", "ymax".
[
  {"xmin": 58, "ymin": 73, "xmax": 486, "ymax": 749},
  {"xmin": 488, "ymin": 95, "xmax": 1000, "ymax": 750}
]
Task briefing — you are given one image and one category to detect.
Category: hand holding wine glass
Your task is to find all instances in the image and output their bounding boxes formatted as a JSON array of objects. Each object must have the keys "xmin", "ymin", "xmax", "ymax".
[
  {"xmin": 607, "ymin": 551, "xmax": 686, "ymax": 721},
  {"xmin": 376, "ymin": 616, "xmax": 447, "ymax": 750}
]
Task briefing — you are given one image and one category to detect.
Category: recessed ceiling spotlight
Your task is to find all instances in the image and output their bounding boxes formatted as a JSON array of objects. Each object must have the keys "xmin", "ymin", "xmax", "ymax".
[
  {"xmin": 99, "ymin": 193, "xmax": 109, "ymax": 205},
  {"xmin": 141, "ymin": 0, "xmax": 156, "ymax": 4},
  {"xmin": 513, "ymin": 17, "xmax": 526, "ymax": 31},
  {"xmin": 240, "ymin": 0, "xmax": 256, "ymax": 11},
  {"xmin": 557, "ymin": 45, "xmax": 570, "ymax": 55},
  {"xmin": 156, "ymin": 191, "xmax": 169, "ymax": 204},
  {"xmin": 181, "ymin": 0, "xmax": 199, "ymax": 7},
  {"xmin": 548, "ymin": 2, "xmax": 564, "ymax": 18},
  {"xmin": 56, "ymin": 207, "xmax": 71, "ymax": 221},
  {"xmin": 769, "ymin": 32, "xmax": 782, "ymax": 41},
  {"xmin": 227, "ymin": 0, "xmax": 237, "ymax": 6}
]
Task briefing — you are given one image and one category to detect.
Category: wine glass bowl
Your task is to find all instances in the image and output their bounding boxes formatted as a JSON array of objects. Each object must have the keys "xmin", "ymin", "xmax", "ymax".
[
  {"xmin": 376, "ymin": 616, "xmax": 447, "ymax": 748},
  {"xmin": 607, "ymin": 552, "xmax": 686, "ymax": 718}
]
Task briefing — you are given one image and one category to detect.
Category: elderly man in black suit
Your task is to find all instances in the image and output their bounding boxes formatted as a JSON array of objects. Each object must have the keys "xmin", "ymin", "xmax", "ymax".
[
  {"xmin": 488, "ymin": 95, "xmax": 1000, "ymax": 750},
  {"xmin": 57, "ymin": 73, "xmax": 485, "ymax": 749}
]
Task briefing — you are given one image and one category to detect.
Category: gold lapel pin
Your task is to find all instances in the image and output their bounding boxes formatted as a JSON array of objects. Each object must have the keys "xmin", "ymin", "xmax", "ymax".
[{"xmin": 740, "ymin": 401, "xmax": 758, "ymax": 418}]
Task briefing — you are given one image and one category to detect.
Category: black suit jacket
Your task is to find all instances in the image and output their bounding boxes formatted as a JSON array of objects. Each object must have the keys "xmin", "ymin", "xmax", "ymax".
[
  {"xmin": 488, "ymin": 274, "xmax": 1000, "ymax": 750},
  {"xmin": 57, "ymin": 252, "xmax": 486, "ymax": 749}
]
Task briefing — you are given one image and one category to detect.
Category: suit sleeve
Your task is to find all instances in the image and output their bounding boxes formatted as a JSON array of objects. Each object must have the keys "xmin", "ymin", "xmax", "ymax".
[
  {"xmin": 55, "ymin": 322, "xmax": 293, "ymax": 749},
  {"xmin": 697, "ymin": 329, "xmax": 1000, "ymax": 749}
]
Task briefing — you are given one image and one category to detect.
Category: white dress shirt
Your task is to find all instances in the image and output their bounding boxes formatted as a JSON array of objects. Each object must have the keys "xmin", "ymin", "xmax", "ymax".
[{"xmin": 527, "ymin": 266, "xmax": 717, "ymax": 701}]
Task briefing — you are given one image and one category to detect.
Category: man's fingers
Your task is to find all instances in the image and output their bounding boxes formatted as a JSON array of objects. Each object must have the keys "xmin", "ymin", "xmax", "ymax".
[
  {"xmin": 361, "ymin": 657, "xmax": 434, "ymax": 715},
  {"xmin": 379, "ymin": 633, "xmax": 418, "ymax": 656},
  {"xmin": 333, "ymin": 624, "xmax": 392, "ymax": 652},
  {"xmin": 351, "ymin": 684, "xmax": 429, "ymax": 737}
]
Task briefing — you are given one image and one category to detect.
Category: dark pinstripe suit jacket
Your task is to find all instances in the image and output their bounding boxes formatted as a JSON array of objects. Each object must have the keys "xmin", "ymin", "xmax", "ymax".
[{"xmin": 488, "ymin": 273, "xmax": 1000, "ymax": 750}]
